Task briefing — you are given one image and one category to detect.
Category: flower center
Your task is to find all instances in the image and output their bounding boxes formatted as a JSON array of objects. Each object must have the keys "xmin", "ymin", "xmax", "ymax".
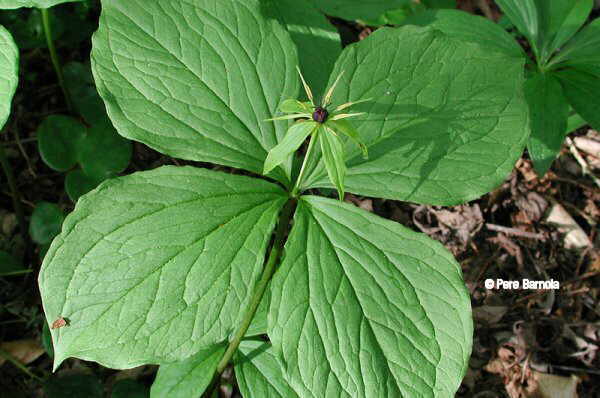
[{"xmin": 312, "ymin": 107, "xmax": 328, "ymax": 123}]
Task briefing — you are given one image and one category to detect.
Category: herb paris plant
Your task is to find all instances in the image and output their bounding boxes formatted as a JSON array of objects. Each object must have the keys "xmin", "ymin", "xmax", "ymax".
[
  {"xmin": 38, "ymin": 0, "xmax": 529, "ymax": 396},
  {"xmin": 403, "ymin": 0, "xmax": 600, "ymax": 176}
]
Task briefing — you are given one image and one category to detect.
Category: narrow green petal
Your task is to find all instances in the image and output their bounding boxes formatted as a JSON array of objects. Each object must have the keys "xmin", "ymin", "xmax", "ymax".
[
  {"xmin": 322, "ymin": 70, "xmax": 345, "ymax": 107},
  {"xmin": 334, "ymin": 98, "xmax": 372, "ymax": 112},
  {"xmin": 296, "ymin": 66, "xmax": 315, "ymax": 106},
  {"xmin": 330, "ymin": 112, "xmax": 365, "ymax": 121}
]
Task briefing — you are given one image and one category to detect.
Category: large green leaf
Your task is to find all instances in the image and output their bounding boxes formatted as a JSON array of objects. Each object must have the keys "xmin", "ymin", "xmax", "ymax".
[
  {"xmin": 556, "ymin": 68, "xmax": 600, "ymax": 130},
  {"xmin": 535, "ymin": 0, "xmax": 593, "ymax": 62},
  {"xmin": 91, "ymin": 0, "xmax": 300, "ymax": 185},
  {"xmin": 550, "ymin": 19, "xmax": 600, "ymax": 68},
  {"xmin": 524, "ymin": 73, "xmax": 569, "ymax": 176},
  {"xmin": 0, "ymin": 25, "xmax": 18, "ymax": 131},
  {"xmin": 402, "ymin": 9, "xmax": 525, "ymax": 58},
  {"xmin": 269, "ymin": 196, "xmax": 472, "ymax": 397},
  {"xmin": 261, "ymin": 0, "xmax": 341, "ymax": 99},
  {"xmin": 0, "ymin": 0, "xmax": 82, "ymax": 9},
  {"xmin": 38, "ymin": 166, "xmax": 287, "ymax": 369},
  {"xmin": 495, "ymin": 0, "xmax": 540, "ymax": 54},
  {"xmin": 235, "ymin": 341, "xmax": 299, "ymax": 398},
  {"xmin": 309, "ymin": 0, "xmax": 411, "ymax": 20},
  {"xmin": 304, "ymin": 26, "xmax": 528, "ymax": 205},
  {"xmin": 150, "ymin": 344, "xmax": 225, "ymax": 398}
]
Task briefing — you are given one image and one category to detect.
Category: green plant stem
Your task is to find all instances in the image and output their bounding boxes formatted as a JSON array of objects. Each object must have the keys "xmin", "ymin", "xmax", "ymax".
[
  {"xmin": 41, "ymin": 7, "xmax": 73, "ymax": 113},
  {"xmin": 0, "ymin": 347, "xmax": 43, "ymax": 381},
  {"xmin": 203, "ymin": 198, "xmax": 297, "ymax": 396},
  {"xmin": 291, "ymin": 128, "xmax": 319, "ymax": 197},
  {"xmin": 0, "ymin": 142, "xmax": 26, "ymax": 240}
]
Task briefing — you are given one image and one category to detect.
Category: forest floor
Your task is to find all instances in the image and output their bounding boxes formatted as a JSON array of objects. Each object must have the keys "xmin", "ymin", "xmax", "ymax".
[{"xmin": 0, "ymin": 1, "xmax": 598, "ymax": 397}]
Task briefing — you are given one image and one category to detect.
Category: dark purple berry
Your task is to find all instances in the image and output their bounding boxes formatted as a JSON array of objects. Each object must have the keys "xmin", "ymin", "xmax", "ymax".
[{"xmin": 312, "ymin": 107, "xmax": 328, "ymax": 123}]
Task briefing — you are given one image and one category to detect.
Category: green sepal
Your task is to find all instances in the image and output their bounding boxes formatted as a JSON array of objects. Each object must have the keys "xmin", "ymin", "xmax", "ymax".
[
  {"xmin": 326, "ymin": 119, "xmax": 368, "ymax": 159},
  {"xmin": 280, "ymin": 99, "xmax": 313, "ymax": 114},
  {"xmin": 320, "ymin": 126, "xmax": 346, "ymax": 200},
  {"xmin": 264, "ymin": 121, "xmax": 318, "ymax": 175}
]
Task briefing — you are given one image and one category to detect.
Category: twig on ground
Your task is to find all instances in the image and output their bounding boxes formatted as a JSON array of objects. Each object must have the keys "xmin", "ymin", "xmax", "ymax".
[{"xmin": 487, "ymin": 224, "xmax": 545, "ymax": 239}]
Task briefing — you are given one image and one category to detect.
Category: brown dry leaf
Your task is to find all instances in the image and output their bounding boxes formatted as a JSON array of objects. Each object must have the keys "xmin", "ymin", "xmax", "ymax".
[
  {"xmin": 0, "ymin": 339, "xmax": 44, "ymax": 366},
  {"xmin": 529, "ymin": 372, "xmax": 579, "ymax": 398},
  {"xmin": 545, "ymin": 203, "xmax": 591, "ymax": 250}
]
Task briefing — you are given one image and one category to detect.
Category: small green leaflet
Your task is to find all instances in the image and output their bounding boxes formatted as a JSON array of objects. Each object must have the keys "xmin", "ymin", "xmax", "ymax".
[
  {"xmin": 235, "ymin": 341, "xmax": 299, "ymax": 398},
  {"xmin": 524, "ymin": 72, "xmax": 569, "ymax": 176},
  {"xmin": 550, "ymin": 19, "xmax": 600, "ymax": 68},
  {"xmin": 39, "ymin": 167, "xmax": 287, "ymax": 369},
  {"xmin": 91, "ymin": 0, "xmax": 300, "ymax": 185},
  {"xmin": 0, "ymin": 0, "xmax": 82, "ymax": 9},
  {"xmin": 269, "ymin": 196, "xmax": 472, "ymax": 397},
  {"xmin": 303, "ymin": 26, "xmax": 528, "ymax": 205},
  {"xmin": 536, "ymin": 0, "xmax": 593, "ymax": 62},
  {"xmin": 495, "ymin": 0, "xmax": 540, "ymax": 55},
  {"xmin": 36, "ymin": 115, "xmax": 86, "ymax": 172},
  {"xmin": 0, "ymin": 25, "xmax": 18, "ymax": 131},
  {"xmin": 29, "ymin": 202, "xmax": 64, "ymax": 245},
  {"xmin": 556, "ymin": 68, "xmax": 600, "ymax": 131},
  {"xmin": 150, "ymin": 344, "xmax": 225, "ymax": 398}
]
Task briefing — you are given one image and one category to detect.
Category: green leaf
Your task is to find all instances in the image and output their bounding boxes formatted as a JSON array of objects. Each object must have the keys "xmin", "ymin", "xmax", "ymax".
[
  {"xmin": 402, "ymin": 9, "xmax": 525, "ymax": 58},
  {"xmin": 36, "ymin": 115, "xmax": 87, "ymax": 172},
  {"xmin": 566, "ymin": 111, "xmax": 587, "ymax": 134},
  {"xmin": 91, "ymin": 0, "xmax": 300, "ymax": 185},
  {"xmin": 39, "ymin": 166, "xmax": 287, "ymax": 369},
  {"xmin": 261, "ymin": 0, "xmax": 342, "ymax": 99},
  {"xmin": 63, "ymin": 61, "xmax": 111, "ymax": 126},
  {"xmin": 309, "ymin": 0, "xmax": 411, "ymax": 20},
  {"xmin": 550, "ymin": 19, "xmax": 600, "ymax": 68},
  {"xmin": 0, "ymin": 250, "xmax": 28, "ymax": 276},
  {"xmin": 264, "ymin": 121, "xmax": 317, "ymax": 175},
  {"xmin": 150, "ymin": 344, "xmax": 225, "ymax": 398},
  {"xmin": 43, "ymin": 374, "xmax": 103, "ymax": 398},
  {"xmin": 65, "ymin": 169, "xmax": 104, "ymax": 202},
  {"xmin": 327, "ymin": 119, "xmax": 368, "ymax": 158},
  {"xmin": 112, "ymin": 379, "xmax": 149, "ymax": 398},
  {"xmin": 0, "ymin": 0, "xmax": 83, "ymax": 9},
  {"xmin": 269, "ymin": 196, "xmax": 472, "ymax": 397},
  {"xmin": 0, "ymin": 25, "xmax": 18, "ymax": 131},
  {"xmin": 235, "ymin": 341, "xmax": 299, "ymax": 398},
  {"xmin": 320, "ymin": 126, "xmax": 346, "ymax": 199},
  {"xmin": 304, "ymin": 26, "xmax": 529, "ymax": 205},
  {"xmin": 29, "ymin": 201, "xmax": 64, "ymax": 245},
  {"xmin": 524, "ymin": 73, "xmax": 569, "ymax": 176},
  {"xmin": 536, "ymin": 0, "xmax": 593, "ymax": 61},
  {"xmin": 78, "ymin": 122, "xmax": 132, "ymax": 179},
  {"xmin": 556, "ymin": 68, "xmax": 600, "ymax": 130},
  {"xmin": 495, "ymin": 0, "xmax": 540, "ymax": 54}
]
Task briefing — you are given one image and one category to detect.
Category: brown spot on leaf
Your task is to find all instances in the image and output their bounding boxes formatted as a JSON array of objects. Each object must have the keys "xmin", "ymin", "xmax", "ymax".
[{"xmin": 51, "ymin": 317, "xmax": 67, "ymax": 329}]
